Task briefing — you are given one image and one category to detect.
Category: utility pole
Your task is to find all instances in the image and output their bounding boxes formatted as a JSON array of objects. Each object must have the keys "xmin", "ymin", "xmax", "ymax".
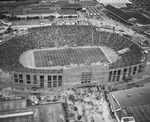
[
  {"xmin": 99, "ymin": 31, "xmax": 101, "ymax": 46},
  {"xmin": 92, "ymin": 29, "xmax": 94, "ymax": 45}
]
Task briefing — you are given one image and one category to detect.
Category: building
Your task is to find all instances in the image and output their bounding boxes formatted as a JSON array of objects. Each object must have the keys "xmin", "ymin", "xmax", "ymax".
[
  {"xmin": 104, "ymin": 5, "xmax": 133, "ymax": 25},
  {"xmin": 44, "ymin": 0, "xmax": 92, "ymax": 4},
  {"xmin": 0, "ymin": 99, "xmax": 66, "ymax": 122},
  {"xmin": 124, "ymin": 11, "xmax": 150, "ymax": 26},
  {"xmin": 12, "ymin": 2, "xmax": 83, "ymax": 19},
  {"xmin": 12, "ymin": 3, "xmax": 59, "ymax": 18},
  {"xmin": 105, "ymin": 5, "xmax": 150, "ymax": 27},
  {"xmin": 58, "ymin": 9, "xmax": 78, "ymax": 18},
  {"xmin": 59, "ymin": 3, "xmax": 82, "ymax": 10},
  {"xmin": 108, "ymin": 85, "xmax": 150, "ymax": 122},
  {"xmin": 97, "ymin": 0, "xmax": 132, "ymax": 8},
  {"xmin": 86, "ymin": 7, "xmax": 100, "ymax": 16},
  {"xmin": 0, "ymin": 99, "xmax": 33, "ymax": 122}
]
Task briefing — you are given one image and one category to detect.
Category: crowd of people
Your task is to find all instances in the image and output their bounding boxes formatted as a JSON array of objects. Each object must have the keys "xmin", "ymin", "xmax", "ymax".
[
  {"xmin": 0, "ymin": 25, "xmax": 143, "ymax": 74},
  {"xmin": 0, "ymin": 88, "xmax": 22, "ymax": 101},
  {"xmin": 61, "ymin": 86, "xmax": 116, "ymax": 122}
]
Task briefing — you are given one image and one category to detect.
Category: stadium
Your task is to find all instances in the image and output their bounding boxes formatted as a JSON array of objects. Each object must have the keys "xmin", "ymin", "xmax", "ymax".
[{"xmin": 0, "ymin": 25, "xmax": 146, "ymax": 92}]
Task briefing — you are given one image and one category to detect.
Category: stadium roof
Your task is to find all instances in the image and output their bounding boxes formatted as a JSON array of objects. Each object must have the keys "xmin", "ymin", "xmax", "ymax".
[
  {"xmin": 105, "ymin": 5, "xmax": 131, "ymax": 22},
  {"xmin": 111, "ymin": 85, "xmax": 150, "ymax": 108},
  {"xmin": 33, "ymin": 47, "xmax": 109, "ymax": 68}
]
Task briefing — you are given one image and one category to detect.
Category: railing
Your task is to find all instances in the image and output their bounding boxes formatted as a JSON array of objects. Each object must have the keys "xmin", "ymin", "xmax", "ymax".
[{"xmin": 0, "ymin": 107, "xmax": 32, "ymax": 115}]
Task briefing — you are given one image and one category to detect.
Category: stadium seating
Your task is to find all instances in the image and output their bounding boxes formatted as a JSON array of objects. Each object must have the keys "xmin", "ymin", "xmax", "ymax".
[{"xmin": 0, "ymin": 25, "xmax": 143, "ymax": 73}]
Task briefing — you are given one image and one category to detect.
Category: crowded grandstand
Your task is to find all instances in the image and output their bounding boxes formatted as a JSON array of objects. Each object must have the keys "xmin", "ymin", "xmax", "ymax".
[{"xmin": 0, "ymin": 25, "xmax": 144, "ymax": 73}]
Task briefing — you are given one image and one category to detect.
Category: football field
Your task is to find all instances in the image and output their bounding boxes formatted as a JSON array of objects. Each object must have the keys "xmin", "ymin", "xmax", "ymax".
[{"xmin": 34, "ymin": 47, "xmax": 109, "ymax": 67}]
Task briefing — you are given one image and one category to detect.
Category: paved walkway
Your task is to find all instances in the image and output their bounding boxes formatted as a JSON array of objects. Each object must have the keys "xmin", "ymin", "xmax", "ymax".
[{"xmin": 100, "ymin": 98, "xmax": 117, "ymax": 122}]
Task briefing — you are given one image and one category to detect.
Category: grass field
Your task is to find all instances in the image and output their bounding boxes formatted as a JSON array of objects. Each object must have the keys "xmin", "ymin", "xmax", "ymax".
[{"xmin": 34, "ymin": 47, "xmax": 109, "ymax": 67}]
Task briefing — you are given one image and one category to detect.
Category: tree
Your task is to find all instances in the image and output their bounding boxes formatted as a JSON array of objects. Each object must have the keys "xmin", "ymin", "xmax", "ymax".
[
  {"xmin": 16, "ymin": 17, "xmax": 21, "ymax": 20},
  {"xmin": 27, "ymin": 16, "xmax": 34, "ymax": 20},
  {"xmin": 74, "ymin": 106, "xmax": 78, "ymax": 111},
  {"xmin": 68, "ymin": 94, "xmax": 76, "ymax": 102},
  {"xmin": 7, "ymin": 27, "xmax": 13, "ymax": 33},
  {"xmin": 26, "ymin": 16, "xmax": 30, "ymax": 20},
  {"xmin": 34, "ymin": 16, "xmax": 39, "ymax": 19},
  {"xmin": 69, "ymin": 112, "xmax": 75, "ymax": 118},
  {"xmin": 78, "ymin": 115, "xmax": 82, "ymax": 120},
  {"xmin": 49, "ymin": 15, "xmax": 55, "ymax": 21},
  {"xmin": 68, "ymin": 15, "xmax": 73, "ymax": 19},
  {"xmin": 0, "ymin": 14, "xmax": 6, "ymax": 19}
]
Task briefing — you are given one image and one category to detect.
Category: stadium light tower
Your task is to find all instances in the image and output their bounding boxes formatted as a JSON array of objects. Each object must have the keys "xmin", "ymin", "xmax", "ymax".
[
  {"xmin": 106, "ymin": 32, "xmax": 111, "ymax": 44},
  {"xmin": 91, "ymin": 29, "xmax": 94, "ymax": 45},
  {"xmin": 106, "ymin": 26, "xmax": 116, "ymax": 43},
  {"xmin": 99, "ymin": 32, "xmax": 101, "ymax": 46}
]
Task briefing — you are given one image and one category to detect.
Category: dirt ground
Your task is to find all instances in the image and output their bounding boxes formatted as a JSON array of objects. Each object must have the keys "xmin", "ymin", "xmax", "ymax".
[{"xmin": 32, "ymin": 103, "xmax": 65, "ymax": 122}]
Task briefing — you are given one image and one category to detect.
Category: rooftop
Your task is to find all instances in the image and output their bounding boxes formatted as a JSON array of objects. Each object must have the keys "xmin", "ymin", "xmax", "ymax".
[
  {"xmin": 125, "ymin": 11, "xmax": 150, "ymax": 25},
  {"xmin": 13, "ymin": 3, "xmax": 56, "ymax": 16},
  {"xmin": 110, "ymin": 86, "xmax": 150, "ymax": 122},
  {"xmin": 0, "ymin": 101, "xmax": 66, "ymax": 122},
  {"xmin": 59, "ymin": 9, "xmax": 77, "ymax": 15},
  {"xmin": 105, "ymin": 5, "xmax": 131, "ymax": 22},
  {"xmin": 116, "ymin": 104, "xmax": 150, "ymax": 122},
  {"xmin": 97, "ymin": 0, "xmax": 132, "ymax": 4},
  {"xmin": 25, "ymin": 9, "xmax": 56, "ymax": 14},
  {"xmin": 60, "ymin": 3, "xmax": 82, "ymax": 9},
  {"xmin": 79, "ymin": 1, "xmax": 97, "ymax": 6},
  {"xmin": 111, "ymin": 85, "xmax": 150, "ymax": 108},
  {"xmin": 22, "ymin": 3, "xmax": 55, "ymax": 8}
]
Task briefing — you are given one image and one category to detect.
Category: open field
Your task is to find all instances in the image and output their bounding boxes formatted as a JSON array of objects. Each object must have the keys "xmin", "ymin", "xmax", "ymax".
[{"xmin": 34, "ymin": 46, "xmax": 109, "ymax": 67}]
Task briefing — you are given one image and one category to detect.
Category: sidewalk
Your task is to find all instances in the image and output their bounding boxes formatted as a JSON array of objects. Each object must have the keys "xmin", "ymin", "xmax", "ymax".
[{"xmin": 101, "ymin": 99, "xmax": 117, "ymax": 122}]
